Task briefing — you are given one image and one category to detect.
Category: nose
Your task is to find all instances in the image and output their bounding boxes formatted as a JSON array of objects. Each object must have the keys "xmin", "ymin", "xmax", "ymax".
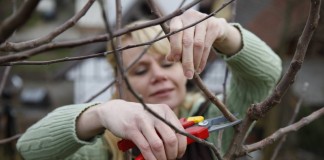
[{"xmin": 150, "ymin": 63, "xmax": 167, "ymax": 84}]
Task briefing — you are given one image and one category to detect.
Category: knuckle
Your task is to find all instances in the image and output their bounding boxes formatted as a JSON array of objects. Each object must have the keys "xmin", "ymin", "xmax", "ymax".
[
  {"xmin": 133, "ymin": 113, "xmax": 145, "ymax": 124},
  {"xmin": 182, "ymin": 61, "xmax": 193, "ymax": 69},
  {"xmin": 165, "ymin": 135, "xmax": 177, "ymax": 147},
  {"xmin": 219, "ymin": 18, "xmax": 227, "ymax": 24},
  {"xmin": 182, "ymin": 37, "xmax": 193, "ymax": 48},
  {"xmin": 138, "ymin": 143, "xmax": 151, "ymax": 152},
  {"xmin": 209, "ymin": 20, "xmax": 219, "ymax": 29},
  {"xmin": 124, "ymin": 126, "xmax": 139, "ymax": 137},
  {"xmin": 194, "ymin": 39, "xmax": 204, "ymax": 49},
  {"xmin": 151, "ymin": 140, "xmax": 164, "ymax": 152}
]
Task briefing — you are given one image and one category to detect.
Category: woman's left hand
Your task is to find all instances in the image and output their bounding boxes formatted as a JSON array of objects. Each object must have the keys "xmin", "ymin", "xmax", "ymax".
[{"xmin": 167, "ymin": 9, "xmax": 242, "ymax": 79}]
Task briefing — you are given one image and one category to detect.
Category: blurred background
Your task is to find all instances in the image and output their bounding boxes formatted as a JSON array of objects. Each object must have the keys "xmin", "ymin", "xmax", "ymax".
[{"xmin": 0, "ymin": 0, "xmax": 323, "ymax": 159}]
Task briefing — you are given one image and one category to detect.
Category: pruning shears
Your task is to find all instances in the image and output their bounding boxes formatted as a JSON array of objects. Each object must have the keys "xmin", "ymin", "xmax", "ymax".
[{"xmin": 117, "ymin": 115, "xmax": 242, "ymax": 160}]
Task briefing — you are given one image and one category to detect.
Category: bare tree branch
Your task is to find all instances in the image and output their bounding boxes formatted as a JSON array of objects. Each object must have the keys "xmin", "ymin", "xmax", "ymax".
[
  {"xmin": 224, "ymin": 0, "xmax": 321, "ymax": 159},
  {"xmin": 84, "ymin": 80, "xmax": 115, "ymax": 103},
  {"xmin": 0, "ymin": 0, "xmax": 96, "ymax": 52},
  {"xmin": 0, "ymin": 1, "xmax": 322, "ymax": 159},
  {"xmin": 193, "ymin": 73, "xmax": 237, "ymax": 121},
  {"xmin": 0, "ymin": 134, "xmax": 22, "ymax": 144},
  {"xmin": 0, "ymin": 0, "xmax": 40, "ymax": 44},
  {"xmin": 0, "ymin": 66, "xmax": 11, "ymax": 96},
  {"xmin": 0, "ymin": 0, "xmax": 201, "ymax": 64},
  {"xmin": 83, "ymin": 28, "xmax": 163, "ymax": 104},
  {"xmin": 248, "ymin": 0, "xmax": 320, "ymax": 121},
  {"xmin": 270, "ymin": 82, "xmax": 309, "ymax": 160},
  {"xmin": 0, "ymin": 51, "xmax": 107, "ymax": 65},
  {"xmin": 243, "ymin": 107, "xmax": 324, "ymax": 155},
  {"xmin": 114, "ymin": 0, "xmax": 125, "ymax": 98}
]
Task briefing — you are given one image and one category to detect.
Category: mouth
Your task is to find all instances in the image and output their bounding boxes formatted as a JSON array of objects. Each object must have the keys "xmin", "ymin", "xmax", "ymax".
[{"xmin": 149, "ymin": 88, "xmax": 174, "ymax": 97}]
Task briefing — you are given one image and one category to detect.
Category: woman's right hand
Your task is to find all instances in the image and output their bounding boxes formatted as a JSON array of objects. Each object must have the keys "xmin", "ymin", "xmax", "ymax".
[{"xmin": 76, "ymin": 99, "xmax": 187, "ymax": 160}]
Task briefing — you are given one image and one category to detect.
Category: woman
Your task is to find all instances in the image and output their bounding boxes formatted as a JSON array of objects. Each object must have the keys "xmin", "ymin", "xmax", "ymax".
[{"xmin": 17, "ymin": 9, "xmax": 282, "ymax": 160}]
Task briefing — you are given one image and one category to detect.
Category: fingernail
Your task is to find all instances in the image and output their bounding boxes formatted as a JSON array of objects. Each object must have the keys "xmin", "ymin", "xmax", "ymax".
[
  {"xmin": 185, "ymin": 70, "xmax": 193, "ymax": 79},
  {"xmin": 196, "ymin": 68, "xmax": 201, "ymax": 74}
]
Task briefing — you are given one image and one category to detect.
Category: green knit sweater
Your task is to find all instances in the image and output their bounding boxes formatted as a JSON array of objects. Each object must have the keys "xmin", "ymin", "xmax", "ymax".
[{"xmin": 16, "ymin": 24, "xmax": 282, "ymax": 160}]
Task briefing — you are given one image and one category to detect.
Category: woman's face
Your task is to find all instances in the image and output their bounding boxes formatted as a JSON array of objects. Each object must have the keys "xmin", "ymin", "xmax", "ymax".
[{"xmin": 120, "ymin": 38, "xmax": 187, "ymax": 111}]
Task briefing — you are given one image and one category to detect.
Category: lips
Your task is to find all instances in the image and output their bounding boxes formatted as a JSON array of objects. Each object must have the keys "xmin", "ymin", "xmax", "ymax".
[{"xmin": 149, "ymin": 88, "xmax": 174, "ymax": 97}]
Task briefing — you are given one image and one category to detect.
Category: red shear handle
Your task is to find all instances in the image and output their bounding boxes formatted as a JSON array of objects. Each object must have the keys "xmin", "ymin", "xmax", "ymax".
[
  {"xmin": 185, "ymin": 126, "xmax": 209, "ymax": 144},
  {"xmin": 117, "ymin": 120, "xmax": 196, "ymax": 152},
  {"xmin": 118, "ymin": 126, "xmax": 209, "ymax": 160},
  {"xmin": 117, "ymin": 139, "xmax": 135, "ymax": 152}
]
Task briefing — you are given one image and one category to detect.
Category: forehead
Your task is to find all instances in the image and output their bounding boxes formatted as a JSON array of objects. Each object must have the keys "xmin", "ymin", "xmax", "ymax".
[
  {"xmin": 123, "ymin": 48, "xmax": 164, "ymax": 66},
  {"xmin": 122, "ymin": 38, "xmax": 166, "ymax": 66}
]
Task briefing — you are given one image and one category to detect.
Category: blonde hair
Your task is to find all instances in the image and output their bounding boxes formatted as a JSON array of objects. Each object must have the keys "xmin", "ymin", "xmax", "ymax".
[
  {"xmin": 107, "ymin": 20, "xmax": 170, "ymax": 75},
  {"xmin": 104, "ymin": 20, "xmax": 171, "ymax": 160}
]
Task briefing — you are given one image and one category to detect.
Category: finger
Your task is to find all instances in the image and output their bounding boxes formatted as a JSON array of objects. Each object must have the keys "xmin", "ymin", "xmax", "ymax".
[
  {"xmin": 161, "ymin": 105, "xmax": 187, "ymax": 158},
  {"xmin": 193, "ymin": 21, "xmax": 207, "ymax": 73},
  {"xmin": 181, "ymin": 23, "xmax": 195, "ymax": 79},
  {"xmin": 155, "ymin": 121, "xmax": 178, "ymax": 160},
  {"xmin": 168, "ymin": 16, "xmax": 183, "ymax": 62},
  {"xmin": 164, "ymin": 111, "xmax": 187, "ymax": 158},
  {"xmin": 176, "ymin": 132, "xmax": 187, "ymax": 158},
  {"xmin": 130, "ymin": 131, "xmax": 157, "ymax": 160},
  {"xmin": 199, "ymin": 20, "xmax": 220, "ymax": 73},
  {"xmin": 140, "ymin": 120, "xmax": 167, "ymax": 160}
]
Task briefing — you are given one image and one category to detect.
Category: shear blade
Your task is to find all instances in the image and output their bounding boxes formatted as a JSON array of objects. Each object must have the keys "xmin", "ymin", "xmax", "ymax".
[{"xmin": 208, "ymin": 119, "xmax": 242, "ymax": 133}]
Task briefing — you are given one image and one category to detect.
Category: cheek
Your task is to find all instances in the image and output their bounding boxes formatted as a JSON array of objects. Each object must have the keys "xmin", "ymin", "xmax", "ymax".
[
  {"xmin": 178, "ymin": 77, "xmax": 187, "ymax": 94},
  {"xmin": 171, "ymin": 65, "xmax": 187, "ymax": 92},
  {"xmin": 125, "ymin": 76, "xmax": 149, "ymax": 98},
  {"xmin": 173, "ymin": 64, "xmax": 187, "ymax": 84}
]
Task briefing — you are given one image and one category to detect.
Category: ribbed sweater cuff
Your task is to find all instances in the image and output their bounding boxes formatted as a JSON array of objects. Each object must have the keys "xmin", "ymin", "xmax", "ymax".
[
  {"xmin": 17, "ymin": 103, "xmax": 100, "ymax": 159},
  {"xmin": 50, "ymin": 103, "xmax": 100, "ymax": 146},
  {"xmin": 224, "ymin": 23, "xmax": 281, "ymax": 81}
]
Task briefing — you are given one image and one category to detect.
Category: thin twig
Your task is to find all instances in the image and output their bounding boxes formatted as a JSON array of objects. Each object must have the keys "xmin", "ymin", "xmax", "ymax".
[
  {"xmin": 194, "ymin": 73, "xmax": 237, "ymax": 122},
  {"xmin": 222, "ymin": 68, "xmax": 229, "ymax": 104},
  {"xmin": 0, "ymin": 0, "xmax": 201, "ymax": 64},
  {"xmin": 243, "ymin": 107, "xmax": 324, "ymax": 155},
  {"xmin": 0, "ymin": 134, "xmax": 22, "ymax": 144},
  {"xmin": 270, "ymin": 82, "xmax": 309, "ymax": 160},
  {"xmin": 0, "ymin": 0, "xmax": 40, "ymax": 44},
  {"xmin": 0, "ymin": 0, "xmax": 96, "ymax": 52},
  {"xmin": 0, "ymin": 66, "xmax": 11, "ymax": 96},
  {"xmin": 84, "ymin": 80, "xmax": 116, "ymax": 103},
  {"xmin": 114, "ymin": 0, "xmax": 124, "ymax": 99}
]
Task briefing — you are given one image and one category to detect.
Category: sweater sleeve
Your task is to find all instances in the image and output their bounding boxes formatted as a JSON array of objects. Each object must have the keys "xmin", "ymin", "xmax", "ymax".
[
  {"xmin": 16, "ymin": 103, "xmax": 108, "ymax": 160},
  {"xmin": 224, "ymin": 23, "xmax": 282, "ymax": 116}
]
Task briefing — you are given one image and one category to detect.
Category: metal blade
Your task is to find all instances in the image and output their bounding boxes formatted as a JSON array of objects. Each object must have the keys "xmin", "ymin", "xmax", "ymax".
[{"xmin": 207, "ymin": 119, "xmax": 242, "ymax": 133}]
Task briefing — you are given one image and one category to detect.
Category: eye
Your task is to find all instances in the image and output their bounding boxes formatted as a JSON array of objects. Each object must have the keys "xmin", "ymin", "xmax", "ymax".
[
  {"xmin": 133, "ymin": 65, "xmax": 148, "ymax": 76},
  {"xmin": 161, "ymin": 61, "xmax": 173, "ymax": 68}
]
